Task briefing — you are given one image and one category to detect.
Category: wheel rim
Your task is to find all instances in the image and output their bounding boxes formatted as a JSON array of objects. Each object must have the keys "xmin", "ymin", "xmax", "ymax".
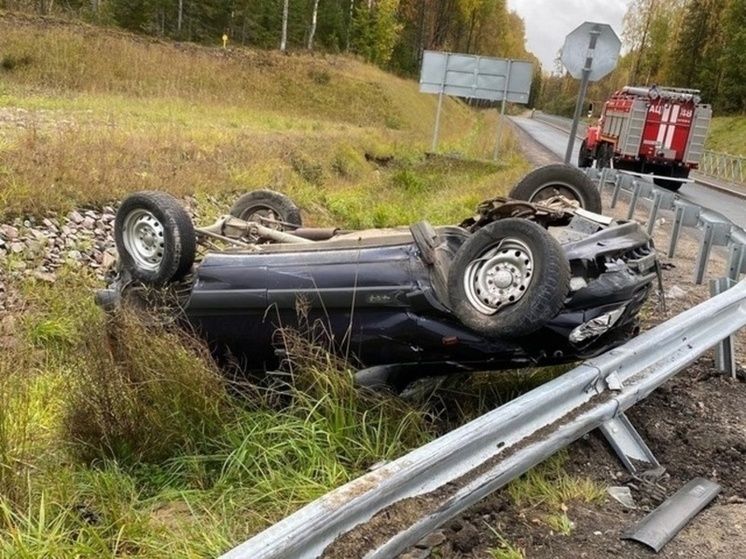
[
  {"xmin": 242, "ymin": 205, "xmax": 283, "ymax": 229},
  {"xmin": 463, "ymin": 238, "xmax": 534, "ymax": 315},
  {"xmin": 530, "ymin": 183, "xmax": 584, "ymax": 205},
  {"xmin": 121, "ymin": 209, "xmax": 165, "ymax": 271}
]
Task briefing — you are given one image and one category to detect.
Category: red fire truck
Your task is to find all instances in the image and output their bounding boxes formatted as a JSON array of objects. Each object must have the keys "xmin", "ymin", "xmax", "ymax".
[{"xmin": 578, "ymin": 85, "xmax": 712, "ymax": 191}]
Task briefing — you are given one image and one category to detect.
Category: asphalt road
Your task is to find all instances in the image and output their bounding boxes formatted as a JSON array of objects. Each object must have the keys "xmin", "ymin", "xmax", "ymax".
[{"xmin": 511, "ymin": 114, "xmax": 746, "ymax": 229}]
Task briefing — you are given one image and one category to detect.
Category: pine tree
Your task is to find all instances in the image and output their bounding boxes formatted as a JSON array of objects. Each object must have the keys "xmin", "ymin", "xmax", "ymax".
[{"xmin": 717, "ymin": 0, "xmax": 746, "ymax": 113}]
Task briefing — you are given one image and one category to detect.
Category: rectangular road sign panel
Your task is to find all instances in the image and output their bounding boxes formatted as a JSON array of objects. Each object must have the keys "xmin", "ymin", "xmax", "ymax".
[{"xmin": 419, "ymin": 51, "xmax": 533, "ymax": 104}]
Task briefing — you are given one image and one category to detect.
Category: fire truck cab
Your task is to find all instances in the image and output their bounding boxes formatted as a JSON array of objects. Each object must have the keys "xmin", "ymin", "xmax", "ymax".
[{"xmin": 579, "ymin": 85, "xmax": 712, "ymax": 191}]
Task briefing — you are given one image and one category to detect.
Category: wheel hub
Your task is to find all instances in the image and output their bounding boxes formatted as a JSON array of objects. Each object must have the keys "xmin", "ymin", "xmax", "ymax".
[
  {"xmin": 122, "ymin": 209, "xmax": 165, "ymax": 271},
  {"xmin": 490, "ymin": 269, "xmax": 514, "ymax": 289},
  {"xmin": 464, "ymin": 239, "xmax": 534, "ymax": 315},
  {"xmin": 532, "ymin": 184, "xmax": 579, "ymax": 203}
]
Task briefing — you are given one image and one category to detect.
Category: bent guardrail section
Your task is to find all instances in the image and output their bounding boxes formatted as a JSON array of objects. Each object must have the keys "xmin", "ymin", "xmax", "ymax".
[{"xmin": 220, "ymin": 280, "xmax": 746, "ymax": 559}]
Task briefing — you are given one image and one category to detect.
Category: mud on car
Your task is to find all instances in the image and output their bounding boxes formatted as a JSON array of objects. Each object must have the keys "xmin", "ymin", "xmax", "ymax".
[{"xmin": 96, "ymin": 164, "xmax": 660, "ymax": 392}]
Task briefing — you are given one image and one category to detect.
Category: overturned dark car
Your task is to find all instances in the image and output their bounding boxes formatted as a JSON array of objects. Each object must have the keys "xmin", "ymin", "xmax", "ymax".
[{"xmin": 96, "ymin": 164, "xmax": 661, "ymax": 391}]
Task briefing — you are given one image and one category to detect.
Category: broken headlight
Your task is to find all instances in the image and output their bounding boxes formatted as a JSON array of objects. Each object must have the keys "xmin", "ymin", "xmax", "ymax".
[{"xmin": 569, "ymin": 305, "xmax": 627, "ymax": 344}]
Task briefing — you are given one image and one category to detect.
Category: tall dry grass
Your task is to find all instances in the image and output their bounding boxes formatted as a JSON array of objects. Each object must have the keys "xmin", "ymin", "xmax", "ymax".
[{"xmin": 0, "ymin": 12, "xmax": 527, "ymax": 220}]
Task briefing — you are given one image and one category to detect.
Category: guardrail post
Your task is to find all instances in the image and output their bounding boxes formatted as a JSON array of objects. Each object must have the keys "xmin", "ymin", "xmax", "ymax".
[
  {"xmin": 627, "ymin": 180, "xmax": 653, "ymax": 220},
  {"xmin": 610, "ymin": 173, "xmax": 624, "ymax": 208},
  {"xmin": 695, "ymin": 220, "xmax": 732, "ymax": 284},
  {"xmin": 647, "ymin": 189, "xmax": 676, "ymax": 236},
  {"xmin": 668, "ymin": 202, "xmax": 700, "ymax": 258},
  {"xmin": 599, "ymin": 413, "xmax": 660, "ymax": 475},
  {"xmin": 627, "ymin": 180, "xmax": 641, "ymax": 220},
  {"xmin": 597, "ymin": 167, "xmax": 609, "ymax": 192},
  {"xmin": 727, "ymin": 243, "xmax": 746, "ymax": 281},
  {"xmin": 709, "ymin": 277, "xmax": 738, "ymax": 378}
]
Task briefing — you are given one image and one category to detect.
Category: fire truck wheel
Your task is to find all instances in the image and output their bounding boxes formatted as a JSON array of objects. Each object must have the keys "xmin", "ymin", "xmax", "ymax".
[
  {"xmin": 509, "ymin": 164, "xmax": 602, "ymax": 214},
  {"xmin": 577, "ymin": 139, "xmax": 594, "ymax": 168},
  {"xmin": 596, "ymin": 143, "xmax": 612, "ymax": 170},
  {"xmin": 653, "ymin": 178, "xmax": 683, "ymax": 192},
  {"xmin": 447, "ymin": 218, "xmax": 570, "ymax": 338}
]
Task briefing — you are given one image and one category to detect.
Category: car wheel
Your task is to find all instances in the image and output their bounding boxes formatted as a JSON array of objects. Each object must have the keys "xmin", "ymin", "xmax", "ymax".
[
  {"xmin": 229, "ymin": 190, "xmax": 302, "ymax": 230},
  {"xmin": 447, "ymin": 218, "xmax": 570, "ymax": 338},
  {"xmin": 509, "ymin": 163, "xmax": 602, "ymax": 214},
  {"xmin": 114, "ymin": 191, "xmax": 196, "ymax": 287},
  {"xmin": 577, "ymin": 138, "xmax": 594, "ymax": 168}
]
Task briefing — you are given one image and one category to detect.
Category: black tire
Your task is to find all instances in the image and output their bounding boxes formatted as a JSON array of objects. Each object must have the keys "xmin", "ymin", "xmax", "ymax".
[
  {"xmin": 509, "ymin": 163, "xmax": 602, "ymax": 214},
  {"xmin": 596, "ymin": 143, "xmax": 612, "ymax": 170},
  {"xmin": 447, "ymin": 219, "xmax": 570, "ymax": 338},
  {"xmin": 114, "ymin": 191, "xmax": 196, "ymax": 287},
  {"xmin": 577, "ymin": 138, "xmax": 594, "ymax": 168},
  {"xmin": 652, "ymin": 178, "xmax": 683, "ymax": 191},
  {"xmin": 229, "ymin": 190, "xmax": 302, "ymax": 230}
]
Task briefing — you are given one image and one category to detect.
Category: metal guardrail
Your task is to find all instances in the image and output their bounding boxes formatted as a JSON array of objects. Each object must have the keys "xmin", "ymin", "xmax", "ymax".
[
  {"xmin": 589, "ymin": 167, "xmax": 746, "ymax": 286},
  {"xmin": 220, "ymin": 279, "xmax": 746, "ymax": 559},
  {"xmin": 700, "ymin": 150, "xmax": 746, "ymax": 185}
]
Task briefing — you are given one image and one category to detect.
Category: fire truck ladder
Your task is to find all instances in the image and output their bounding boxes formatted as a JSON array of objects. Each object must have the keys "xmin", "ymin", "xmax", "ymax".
[
  {"xmin": 620, "ymin": 100, "xmax": 647, "ymax": 156},
  {"xmin": 685, "ymin": 107, "xmax": 713, "ymax": 164}
]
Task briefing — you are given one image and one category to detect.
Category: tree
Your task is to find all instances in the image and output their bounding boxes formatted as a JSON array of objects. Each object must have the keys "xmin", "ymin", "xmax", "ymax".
[
  {"xmin": 717, "ymin": 0, "xmax": 746, "ymax": 113},
  {"xmin": 623, "ymin": 0, "xmax": 688, "ymax": 85},
  {"xmin": 281, "ymin": 0, "xmax": 289, "ymax": 51},
  {"xmin": 308, "ymin": 0, "xmax": 321, "ymax": 49},
  {"xmin": 351, "ymin": 0, "xmax": 403, "ymax": 65}
]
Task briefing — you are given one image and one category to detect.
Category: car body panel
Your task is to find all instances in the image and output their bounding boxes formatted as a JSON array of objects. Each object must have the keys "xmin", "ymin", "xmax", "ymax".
[{"xmin": 175, "ymin": 214, "xmax": 658, "ymax": 380}]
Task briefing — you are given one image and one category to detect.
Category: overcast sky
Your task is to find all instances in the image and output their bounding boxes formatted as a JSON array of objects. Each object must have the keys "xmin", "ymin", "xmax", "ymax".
[{"xmin": 506, "ymin": 0, "xmax": 631, "ymax": 72}]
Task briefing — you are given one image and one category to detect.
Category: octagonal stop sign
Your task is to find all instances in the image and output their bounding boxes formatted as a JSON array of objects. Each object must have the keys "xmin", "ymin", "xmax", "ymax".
[{"xmin": 561, "ymin": 22, "xmax": 620, "ymax": 82}]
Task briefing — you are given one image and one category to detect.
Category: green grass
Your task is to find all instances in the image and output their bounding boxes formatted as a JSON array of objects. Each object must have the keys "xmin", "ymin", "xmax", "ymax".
[
  {"xmin": 486, "ymin": 526, "xmax": 526, "ymax": 559},
  {"xmin": 482, "ymin": 451, "xmax": 606, "ymax": 555},
  {"xmin": 705, "ymin": 116, "xmax": 746, "ymax": 157}
]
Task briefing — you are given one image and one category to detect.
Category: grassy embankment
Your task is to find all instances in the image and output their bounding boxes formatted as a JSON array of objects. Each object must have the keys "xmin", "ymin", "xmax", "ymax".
[{"xmin": 0, "ymin": 14, "xmax": 544, "ymax": 558}]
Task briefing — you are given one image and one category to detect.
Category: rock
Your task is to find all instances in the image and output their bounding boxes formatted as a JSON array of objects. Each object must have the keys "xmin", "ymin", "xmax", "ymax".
[
  {"xmin": 32, "ymin": 271, "xmax": 56, "ymax": 283},
  {"xmin": 450, "ymin": 522, "xmax": 480, "ymax": 553},
  {"xmin": 102, "ymin": 250, "xmax": 117, "ymax": 269},
  {"xmin": 415, "ymin": 531, "xmax": 446, "ymax": 549},
  {"xmin": 0, "ymin": 224, "xmax": 19, "ymax": 240},
  {"xmin": 397, "ymin": 549, "xmax": 429, "ymax": 559},
  {"xmin": 666, "ymin": 285, "xmax": 687, "ymax": 299}
]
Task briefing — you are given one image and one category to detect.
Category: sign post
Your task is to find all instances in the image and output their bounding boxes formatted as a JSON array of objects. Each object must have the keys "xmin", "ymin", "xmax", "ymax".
[
  {"xmin": 419, "ymin": 52, "xmax": 533, "ymax": 159},
  {"xmin": 561, "ymin": 22, "xmax": 621, "ymax": 165}
]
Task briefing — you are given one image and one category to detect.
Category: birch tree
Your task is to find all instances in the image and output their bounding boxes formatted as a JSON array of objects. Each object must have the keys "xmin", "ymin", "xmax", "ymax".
[
  {"xmin": 308, "ymin": 0, "xmax": 320, "ymax": 49},
  {"xmin": 281, "ymin": 0, "xmax": 289, "ymax": 51}
]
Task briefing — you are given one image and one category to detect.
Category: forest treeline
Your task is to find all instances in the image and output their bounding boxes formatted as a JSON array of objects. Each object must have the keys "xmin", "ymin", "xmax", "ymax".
[
  {"xmin": 1, "ymin": 0, "xmax": 744, "ymax": 114},
  {"xmin": 577, "ymin": 0, "xmax": 746, "ymax": 116}
]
